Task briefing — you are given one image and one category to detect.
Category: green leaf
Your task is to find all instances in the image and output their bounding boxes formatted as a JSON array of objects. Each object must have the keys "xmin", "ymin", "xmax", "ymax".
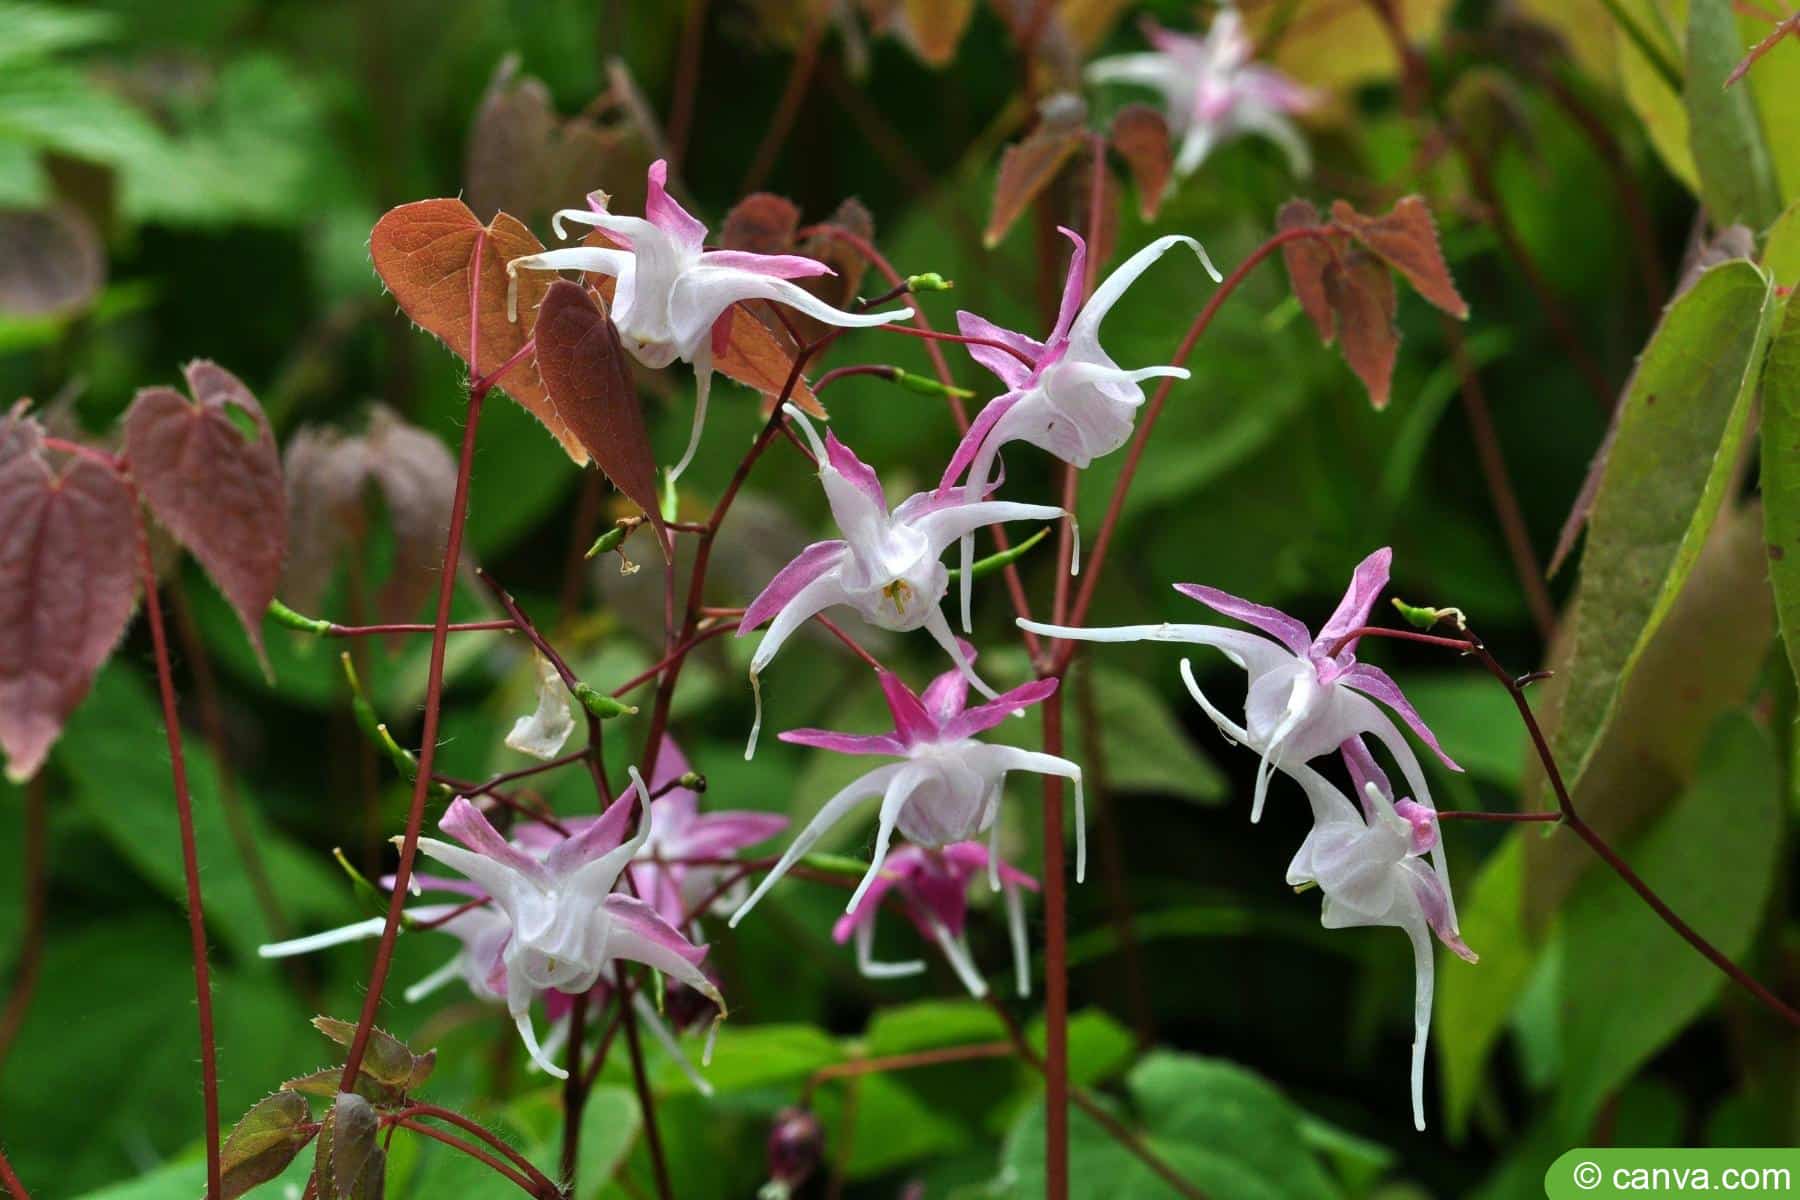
[
  {"xmin": 572, "ymin": 1086, "xmax": 641, "ymax": 1194},
  {"xmin": 0, "ymin": 61, "xmax": 168, "ymax": 166},
  {"xmin": 1436, "ymin": 837, "xmax": 1543, "ymax": 1138},
  {"xmin": 1027, "ymin": 1008, "xmax": 1137, "ymax": 1089},
  {"xmin": 0, "ymin": 1, "xmax": 118, "ymax": 68},
  {"xmin": 1388, "ymin": 672, "xmax": 1527, "ymax": 789},
  {"xmin": 1551, "ymin": 260, "xmax": 1775, "ymax": 795},
  {"xmin": 1614, "ymin": 0, "xmax": 1700, "ymax": 194},
  {"xmin": 1761, "ymin": 301, "xmax": 1800, "ymax": 688},
  {"xmin": 658, "ymin": 1023, "xmax": 842, "ymax": 1095},
  {"xmin": 59, "ymin": 665, "xmax": 356, "ymax": 957},
  {"xmin": 1764, "ymin": 201, "xmax": 1800, "ymax": 294},
  {"xmin": 1685, "ymin": 0, "xmax": 1781, "ymax": 228},
  {"xmin": 220, "ymin": 1090, "xmax": 314, "ymax": 1200},
  {"xmin": 865, "ymin": 998, "xmax": 1007, "ymax": 1056},
  {"xmin": 1555, "ymin": 714, "xmax": 1782, "ymax": 1129}
]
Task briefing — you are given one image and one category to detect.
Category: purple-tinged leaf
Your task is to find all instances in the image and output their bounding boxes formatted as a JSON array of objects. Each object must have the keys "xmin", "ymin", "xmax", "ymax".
[
  {"xmin": 221, "ymin": 1090, "xmax": 314, "ymax": 1200},
  {"xmin": 123, "ymin": 361, "xmax": 286, "ymax": 667}
]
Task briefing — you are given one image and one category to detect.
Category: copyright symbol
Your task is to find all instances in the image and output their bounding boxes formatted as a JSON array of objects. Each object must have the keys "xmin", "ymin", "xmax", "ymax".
[{"xmin": 1573, "ymin": 1161, "xmax": 1604, "ymax": 1191}]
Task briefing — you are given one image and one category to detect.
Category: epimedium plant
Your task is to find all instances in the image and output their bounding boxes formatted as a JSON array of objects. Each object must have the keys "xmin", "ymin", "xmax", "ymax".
[{"xmin": 3, "ymin": 1, "xmax": 1800, "ymax": 1198}]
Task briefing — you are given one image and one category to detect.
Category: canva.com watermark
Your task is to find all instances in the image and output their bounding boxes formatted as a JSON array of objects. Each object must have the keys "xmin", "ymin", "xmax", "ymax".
[{"xmin": 1546, "ymin": 1150, "xmax": 1799, "ymax": 1197}]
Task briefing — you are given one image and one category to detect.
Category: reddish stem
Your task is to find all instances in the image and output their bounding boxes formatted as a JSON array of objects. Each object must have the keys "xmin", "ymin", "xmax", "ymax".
[
  {"xmin": 812, "ymin": 614, "xmax": 886, "ymax": 672},
  {"xmin": 1437, "ymin": 810, "xmax": 1563, "ymax": 823},
  {"xmin": 0, "ymin": 776, "xmax": 46, "ymax": 1070},
  {"xmin": 392, "ymin": 1118, "xmax": 541, "ymax": 1195},
  {"xmin": 339, "ymin": 379, "xmax": 488, "ymax": 1089},
  {"xmin": 136, "ymin": 515, "xmax": 221, "ymax": 1200},
  {"xmin": 618, "ymin": 967, "xmax": 674, "ymax": 1200},
  {"xmin": 801, "ymin": 1041, "xmax": 1014, "ymax": 1104},
  {"xmin": 666, "ymin": 0, "xmax": 710, "ymax": 168},
  {"xmin": 1039, "ymin": 690, "xmax": 1069, "ymax": 1200},
  {"xmin": 814, "ymin": 364, "xmax": 902, "ymax": 393},
  {"xmin": 611, "ymin": 621, "xmax": 738, "ymax": 697},
  {"xmin": 315, "ymin": 617, "xmax": 517, "ymax": 637},
  {"xmin": 392, "ymin": 1102, "xmax": 555, "ymax": 1189},
  {"xmin": 739, "ymin": 4, "xmax": 830, "ymax": 194},
  {"xmin": 877, "ymin": 323, "xmax": 1039, "ymax": 368},
  {"xmin": 38, "ymin": 436, "xmax": 118, "ymax": 469},
  {"xmin": 0, "ymin": 1145, "xmax": 31, "ymax": 1200}
]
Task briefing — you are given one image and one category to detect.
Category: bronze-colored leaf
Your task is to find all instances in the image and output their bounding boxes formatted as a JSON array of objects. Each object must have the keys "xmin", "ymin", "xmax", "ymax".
[
  {"xmin": 221, "ymin": 1090, "xmax": 314, "ymax": 1200},
  {"xmin": 1109, "ymin": 105, "xmax": 1172, "ymax": 220},
  {"xmin": 0, "ymin": 206, "xmax": 105, "ymax": 318},
  {"xmin": 985, "ymin": 126, "xmax": 1086, "ymax": 248},
  {"xmin": 895, "ymin": 0, "xmax": 978, "ymax": 64},
  {"xmin": 1329, "ymin": 196, "xmax": 1468, "ymax": 319},
  {"xmin": 1276, "ymin": 198, "xmax": 1335, "ymax": 341},
  {"xmin": 0, "ymin": 410, "xmax": 137, "ymax": 782},
  {"xmin": 281, "ymin": 427, "xmax": 371, "ymax": 610},
  {"xmin": 124, "ymin": 361, "xmax": 286, "ymax": 666},
  {"xmin": 534, "ymin": 281, "xmax": 670, "ymax": 552},
  {"xmin": 283, "ymin": 1065, "xmax": 404, "ymax": 1109},
  {"xmin": 721, "ymin": 193, "xmax": 803, "ymax": 255},
  {"xmin": 311, "ymin": 1016, "xmax": 426, "ymax": 1092},
  {"xmin": 331, "ymin": 1092, "xmax": 380, "ymax": 1199},
  {"xmin": 713, "ymin": 303, "xmax": 827, "ymax": 419},
  {"xmin": 793, "ymin": 197, "xmax": 876, "ymax": 345},
  {"xmin": 1321, "ymin": 247, "xmax": 1399, "ymax": 409},
  {"xmin": 364, "ymin": 407, "xmax": 457, "ymax": 625},
  {"xmin": 368, "ymin": 198, "xmax": 587, "ymax": 463}
]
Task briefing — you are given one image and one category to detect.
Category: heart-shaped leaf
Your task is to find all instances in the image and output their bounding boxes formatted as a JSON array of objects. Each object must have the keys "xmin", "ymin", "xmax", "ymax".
[
  {"xmin": 533, "ymin": 281, "xmax": 670, "ymax": 553},
  {"xmin": 123, "ymin": 361, "xmax": 286, "ymax": 667},
  {"xmin": 1109, "ymin": 105, "xmax": 1172, "ymax": 220},
  {"xmin": 985, "ymin": 125, "xmax": 1085, "ymax": 248},
  {"xmin": 0, "ymin": 408, "xmax": 138, "ymax": 782},
  {"xmin": 1329, "ymin": 196, "xmax": 1468, "ymax": 319},
  {"xmin": 713, "ymin": 303, "xmax": 827, "ymax": 418},
  {"xmin": 368, "ymin": 198, "xmax": 587, "ymax": 463},
  {"xmin": 721, "ymin": 193, "xmax": 803, "ymax": 254},
  {"xmin": 221, "ymin": 1090, "xmax": 314, "ymax": 1200},
  {"xmin": 1321, "ymin": 247, "xmax": 1398, "ymax": 410}
]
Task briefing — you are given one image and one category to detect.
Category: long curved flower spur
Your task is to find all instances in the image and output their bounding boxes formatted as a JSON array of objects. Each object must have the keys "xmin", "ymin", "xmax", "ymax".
[
  {"xmin": 506, "ymin": 159, "xmax": 909, "ymax": 479},
  {"xmin": 832, "ymin": 842, "xmax": 1038, "ymax": 999},
  {"xmin": 1285, "ymin": 761, "xmax": 1476, "ymax": 1130},
  {"xmin": 411, "ymin": 767, "xmax": 726, "ymax": 1079},
  {"xmin": 1022, "ymin": 547, "xmax": 1459, "ymax": 820},
  {"xmin": 942, "ymin": 226, "xmax": 1217, "ymax": 630},
  {"xmin": 1086, "ymin": 7, "xmax": 1317, "ymax": 178},
  {"xmin": 729, "ymin": 654, "xmax": 1082, "ymax": 928},
  {"xmin": 736, "ymin": 407, "xmax": 1066, "ymax": 756}
]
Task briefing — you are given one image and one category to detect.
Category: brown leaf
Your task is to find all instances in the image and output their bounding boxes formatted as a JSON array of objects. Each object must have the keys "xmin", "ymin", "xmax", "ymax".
[
  {"xmin": 1329, "ymin": 196, "xmax": 1468, "ymax": 319},
  {"xmin": 0, "ymin": 415, "xmax": 138, "ymax": 782},
  {"xmin": 985, "ymin": 126, "xmax": 1086, "ymax": 248},
  {"xmin": 326, "ymin": 1092, "xmax": 382, "ymax": 1200},
  {"xmin": 1322, "ymin": 248, "xmax": 1399, "ymax": 409},
  {"xmin": 281, "ymin": 427, "xmax": 371, "ymax": 610},
  {"xmin": 364, "ymin": 407, "xmax": 457, "ymax": 624},
  {"xmin": 894, "ymin": 0, "xmax": 977, "ymax": 64},
  {"xmin": 124, "ymin": 361, "xmax": 287, "ymax": 665},
  {"xmin": 0, "ymin": 206, "xmax": 105, "ymax": 318},
  {"xmin": 368, "ymin": 199, "xmax": 587, "ymax": 463},
  {"xmin": 534, "ymin": 281, "xmax": 670, "ymax": 552},
  {"xmin": 793, "ymin": 197, "xmax": 876, "ymax": 344},
  {"xmin": 1276, "ymin": 198, "xmax": 1335, "ymax": 341},
  {"xmin": 721, "ymin": 193, "xmax": 803, "ymax": 255},
  {"xmin": 1109, "ymin": 105, "xmax": 1172, "ymax": 220},
  {"xmin": 713, "ymin": 304, "xmax": 826, "ymax": 419}
]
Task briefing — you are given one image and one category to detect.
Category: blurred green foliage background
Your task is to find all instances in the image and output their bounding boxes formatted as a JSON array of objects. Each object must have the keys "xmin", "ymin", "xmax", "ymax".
[{"xmin": 1, "ymin": 0, "xmax": 1796, "ymax": 1197}]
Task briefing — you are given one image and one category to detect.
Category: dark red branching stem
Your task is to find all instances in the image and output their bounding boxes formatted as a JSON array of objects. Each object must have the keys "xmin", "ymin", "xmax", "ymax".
[
  {"xmin": 0, "ymin": 1144, "xmax": 30, "ymax": 1200},
  {"xmin": 392, "ymin": 1101, "xmax": 554, "ymax": 1190},
  {"xmin": 135, "ymin": 514, "xmax": 222, "ymax": 1200},
  {"xmin": 476, "ymin": 569, "xmax": 613, "ymax": 807},
  {"xmin": 739, "ymin": 3, "xmax": 830, "ymax": 194},
  {"xmin": 877, "ymin": 323, "xmax": 1039, "ymax": 368},
  {"xmin": 392, "ymin": 1118, "xmax": 540, "ymax": 1195},
  {"xmin": 561, "ymin": 988, "xmax": 591, "ymax": 1184},
  {"xmin": 618, "ymin": 967, "xmax": 674, "ymax": 1200},
  {"xmin": 1061, "ymin": 226, "xmax": 1337, "ymax": 656},
  {"xmin": 0, "ymin": 776, "xmax": 47, "ymax": 1071},
  {"xmin": 667, "ymin": 0, "xmax": 709, "ymax": 168},
  {"xmin": 340, "ymin": 332, "xmax": 490, "ymax": 1091},
  {"xmin": 1038, "ymin": 694, "xmax": 1070, "ymax": 1200},
  {"xmin": 812, "ymin": 614, "xmax": 885, "ymax": 672},
  {"xmin": 1438, "ymin": 810, "xmax": 1563, "ymax": 823},
  {"xmin": 316, "ymin": 617, "xmax": 517, "ymax": 637},
  {"xmin": 1338, "ymin": 625, "xmax": 1800, "ymax": 1028},
  {"xmin": 814, "ymin": 364, "xmax": 903, "ymax": 393},
  {"xmin": 800, "ymin": 1041, "xmax": 1015, "ymax": 1104},
  {"xmin": 611, "ymin": 621, "xmax": 738, "ymax": 697}
]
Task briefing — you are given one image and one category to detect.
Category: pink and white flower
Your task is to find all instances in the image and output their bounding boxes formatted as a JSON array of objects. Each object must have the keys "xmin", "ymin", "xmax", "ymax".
[
  {"xmin": 942, "ymin": 226, "xmax": 1215, "ymax": 630},
  {"xmin": 831, "ymin": 842, "xmax": 1039, "ymax": 999},
  {"xmin": 1285, "ymin": 760, "xmax": 1476, "ymax": 1130},
  {"xmin": 1087, "ymin": 9, "xmax": 1316, "ymax": 178},
  {"xmin": 507, "ymin": 159, "xmax": 909, "ymax": 478},
  {"xmin": 730, "ymin": 653, "xmax": 1081, "ymax": 927},
  {"xmin": 737, "ymin": 408, "xmax": 1065, "ymax": 756}
]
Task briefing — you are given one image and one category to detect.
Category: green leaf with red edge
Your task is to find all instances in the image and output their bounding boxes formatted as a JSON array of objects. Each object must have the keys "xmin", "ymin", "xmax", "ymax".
[
  {"xmin": 1328, "ymin": 196, "xmax": 1468, "ymax": 319},
  {"xmin": 221, "ymin": 1090, "xmax": 314, "ymax": 1200},
  {"xmin": 368, "ymin": 198, "xmax": 586, "ymax": 463},
  {"xmin": 1321, "ymin": 247, "xmax": 1399, "ymax": 410},
  {"xmin": 984, "ymin": 124, "xmax": 1085, "ymax": 248},
  {"xmin": 123, "ymin": 360, "xmax": 286, "ymax": 669},
  {"xmin": 1276, "ymin": 199, "xmax": 1334, "ymax": 341},
  {"xmin": 1109, "ymin": 105, "xmax": 1172, "ymax": 221},
  {"xmin": 533, "ymin": 280, "xmax": 671, "ymax": 554},
  {"xmin": 0, "ymin": 407, "xmax": 138, "ymax": 782}
]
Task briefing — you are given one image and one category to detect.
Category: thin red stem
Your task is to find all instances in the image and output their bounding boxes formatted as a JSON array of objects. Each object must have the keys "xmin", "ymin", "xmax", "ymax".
[
  {"xmin": 314, "ymin": 617, "xmax": 517, "ymax": 637},
  {"xmin": 801, "ymin": 1041, "xmax": 1014, "ymax": 1104},
  {"xmin": 1438, "ymin": 810, "xmax": 1563, "ymax": 823},
  {"xmin": 619, "ymin": 968, "xmax": 674, "ymax": 1200},
  {"xmin": 38, "ymin": 436, "xmax": 118, "ymax": 469},
  {"xmin": 666, "ymin": 0, "xmax": 709, "ymax": 168},
  {"xmin": 0, "ymin": 1144, "xmax": 31, "ymax": 1200},
  {"xmin": 1039, "ymin": 691, "xmax": 1069, "ymax": 1200},
  {"xmin": 392, "ymin": 1102, "xmax": 554, "ymax": 1188},
  {"xmin": 392, "ymin": 1118, "xmax": 541, "ymax": 1195},
  {"xmin": 611, "ymin": 621, "xmax": 738, "ymax": 697},
  {"xmin": 136, "ymin": 515, "xmax": 221, "ymax": 1200},
  {"xmin": 877, "ymin": 323, "xmax": 1038, "ymax": 368},
  {"xmin": 812, "ymin": 614, "xmax": 885, "ymax": 672},
  {"xmin": 0, "ymin": 776, "xmax": 47, "ymax": 1071},
  {"xmin": 739, "ymin": 4, "xmax": 830, "ymax": 194},
  {"xmin": 814, "ymin": 364, "xmax": 901, "ymax": 393},
  {"xmin": 339, "ymin": 379, "xmax": 488, "ymax": 1089}
]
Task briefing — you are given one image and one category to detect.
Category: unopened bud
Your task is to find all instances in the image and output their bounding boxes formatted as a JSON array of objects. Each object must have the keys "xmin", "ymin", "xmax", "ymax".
[
  {"xmin": 574, "ymin": 682, "xmax": 637, "ymax": 720},
  {"xmin": 677, "ymin": 770, "xmax": 706, "ymax": 793},
  {"xmin": 905, "ymin": 272, "xmax": 953, "ymax": 292},
  {"xmin": 1390, "ymin": 598, "xmax": 1468, "ymax": 632},
  {"xmin": 765, "ymin": 1107, "xmax": 823, "ymax": 1193}
]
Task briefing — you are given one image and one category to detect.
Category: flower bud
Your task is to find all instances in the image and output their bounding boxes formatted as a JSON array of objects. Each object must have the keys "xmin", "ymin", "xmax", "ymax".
[{"xmin": 764, "ymin": 1106, "xmax": 823, "ymax": 1192}]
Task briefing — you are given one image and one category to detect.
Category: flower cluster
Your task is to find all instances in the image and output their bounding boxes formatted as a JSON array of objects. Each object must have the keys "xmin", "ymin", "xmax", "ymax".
[
  {"xmin": 261, "ymin": 744, "xmax": 783, "ymax": 1086},
  {"xmin": 1022, "ymin": 548, "xmax": 1476, "ymax": 1129},
  {"xmin": 1087, "ymin": 7, "xmax": 1316, "ymax": 178}
]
